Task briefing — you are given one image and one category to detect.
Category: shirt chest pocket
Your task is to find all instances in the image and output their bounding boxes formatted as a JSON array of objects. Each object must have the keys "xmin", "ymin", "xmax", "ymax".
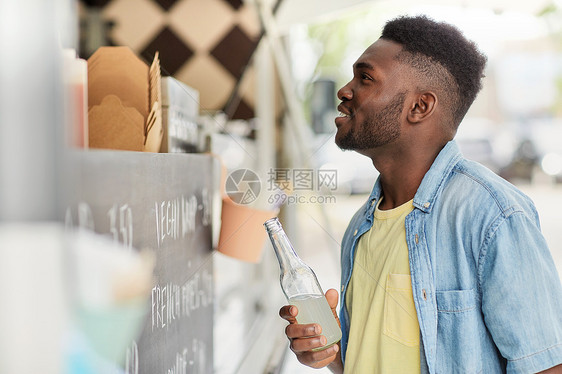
[
  {"xmin": 383, "ymin": 273, "xmax": 420, "ymax": 347},
  {"xmin": 436, "ymin": 288, "xmax": 478, "ymax": 313},
  {"xmin": 435, "ymin": 288, "xmax": 483, "ymax": 373}
]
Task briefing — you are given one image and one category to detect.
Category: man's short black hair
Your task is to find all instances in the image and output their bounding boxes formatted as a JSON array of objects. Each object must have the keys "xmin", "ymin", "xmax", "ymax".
[{"xmin": 381, "ymin": 15, "xmax": 487, "ymax": 128}]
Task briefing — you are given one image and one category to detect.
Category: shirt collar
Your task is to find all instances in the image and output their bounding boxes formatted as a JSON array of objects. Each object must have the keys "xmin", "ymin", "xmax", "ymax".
[
  {"xmin": 366, "ymin": 140, "xmax": 463, "ymax": 214},
  {"xmin": 413, "ymin": 140, "xmax": 462, "ymax": 213}
]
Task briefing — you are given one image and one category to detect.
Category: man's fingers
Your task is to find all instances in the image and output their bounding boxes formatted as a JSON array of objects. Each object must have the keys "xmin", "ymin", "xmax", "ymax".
[
  {"xmin": 325, "ymin": 289, "xmax": 339, "ymax": 310},
  {"xmin": 290, "ymin": 334, "xmax": 327, "ymax": 352},
  {"xmin": 295, "ymin": 344, "xmax": 340, "ymax": 369},
  {"xmin": 285, "ymin": 323, "xmax": 321, "ymax": 339},
  {"xmin": 324, "ymin": 289, "xmax": 341, "ymax": 326},
  {"xmin": 279, "ymin": 305, "xmax": 298, "ymax": 323}
]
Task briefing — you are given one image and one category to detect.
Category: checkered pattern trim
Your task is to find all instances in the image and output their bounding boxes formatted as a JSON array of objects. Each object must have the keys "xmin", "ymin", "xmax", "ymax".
[{"xmin": 83, "ymin": 0, "xmax": 264, "ymax": 118}]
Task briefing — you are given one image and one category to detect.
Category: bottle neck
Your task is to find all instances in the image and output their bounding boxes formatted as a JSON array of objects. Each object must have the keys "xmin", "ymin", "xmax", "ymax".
[
  {"xmin": 264, "ymin": 218, "xmax": 304, "ymax": 271},
  {"xmin": 270, "ymin": 230, "xmax": 303, "ymax": 270}
]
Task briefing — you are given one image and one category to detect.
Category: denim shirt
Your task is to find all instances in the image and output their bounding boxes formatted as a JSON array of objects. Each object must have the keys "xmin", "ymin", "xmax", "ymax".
[{"xmin": 339, "ymin": 141, "xmax": 562, "ymax": 373}]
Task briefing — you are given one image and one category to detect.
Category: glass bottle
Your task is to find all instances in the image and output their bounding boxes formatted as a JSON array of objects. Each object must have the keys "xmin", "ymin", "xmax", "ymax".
[{"xmin": 264, "ymin": 217, "xmax": 341, "ymax": 350}]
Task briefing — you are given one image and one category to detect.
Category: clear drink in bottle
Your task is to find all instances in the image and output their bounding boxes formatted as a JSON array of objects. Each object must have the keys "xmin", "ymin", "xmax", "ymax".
[{"xmin": 264, "ymin": 217, "xmax": 341, "ymax": 350}]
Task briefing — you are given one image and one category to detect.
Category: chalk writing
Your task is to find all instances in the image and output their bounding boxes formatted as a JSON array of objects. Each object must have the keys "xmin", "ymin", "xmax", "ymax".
[
  {"xmin": 124, "ymin": 340, "xmax": 139, "ymax": 374},
  {"xmin": 108, "ymin": 203, "xmax": 133, "ymax": 249},
  {"xmin": 151, "ymin": 269, "xmax": 212, "ymax": 331},
  {"xmin": 165, "ymin": 339, "xmax": 207, "ymax": 374},
  {"xmin": 65, "ymin": 202, "xmax": 95, "ymax": 231},
  {"xmin": 65, "ymin": 202, "xmax": 133, "ymax": 250},
  {"xmin": 201, "ymin": 188, "xmax": 211, "ymax": 227},
  {"xmin": 78, "ymin": 202, "xmax": 95, "ymax": 230},
  {"xmin": 155, "ymin": 194, "xmax": 206, "ymax": 248},
  {"xmin": 182, "ymin": 195, "xmax": 197, "ymax": 239}
]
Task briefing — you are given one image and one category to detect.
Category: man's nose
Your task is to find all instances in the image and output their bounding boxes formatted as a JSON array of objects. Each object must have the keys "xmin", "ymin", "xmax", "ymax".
[{"xmin": 337, "ymin": 82, "xmax": 352, "ymax": 101}]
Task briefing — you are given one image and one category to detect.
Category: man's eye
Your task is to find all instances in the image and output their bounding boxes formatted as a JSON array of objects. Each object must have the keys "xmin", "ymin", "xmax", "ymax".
[{"xmin": 361, "ymin": 73, "xmax": 372, "ymax": 81}]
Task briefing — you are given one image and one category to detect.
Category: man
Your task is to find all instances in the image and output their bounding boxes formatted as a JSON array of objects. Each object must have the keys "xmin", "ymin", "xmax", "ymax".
[{"xmin": 279, "ymin": 15, "xmax": 562, "ymax": 373}]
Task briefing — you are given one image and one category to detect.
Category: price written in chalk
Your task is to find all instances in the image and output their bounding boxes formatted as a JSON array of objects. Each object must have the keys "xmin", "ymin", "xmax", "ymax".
[
  {"xmin": 65, "ymin": 201, "xmax": 134, "ymax": 249},
  {"xmin": 108, "ymin": 203, "xmax": 133, "ymax": 249}
]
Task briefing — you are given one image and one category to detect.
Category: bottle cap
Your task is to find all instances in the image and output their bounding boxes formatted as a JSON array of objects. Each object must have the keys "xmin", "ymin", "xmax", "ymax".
[{"xmin": 263, "ymin": 217, "xmax": 282, "ymax": 233}]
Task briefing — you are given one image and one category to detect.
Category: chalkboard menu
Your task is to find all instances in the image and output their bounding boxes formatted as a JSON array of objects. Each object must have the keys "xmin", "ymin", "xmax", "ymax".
[{"xmin": 61, "ymin": 150, "xmax": 218, "ymax": 373}]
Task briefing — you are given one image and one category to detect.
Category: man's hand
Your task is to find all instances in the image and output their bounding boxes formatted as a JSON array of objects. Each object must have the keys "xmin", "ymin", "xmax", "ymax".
[{"xmin": 279, "ymin": 289, "xmax": 343, "ymax": 373}]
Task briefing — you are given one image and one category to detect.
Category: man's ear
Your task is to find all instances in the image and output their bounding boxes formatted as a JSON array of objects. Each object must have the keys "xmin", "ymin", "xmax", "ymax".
[{"xmin": 407, "ymin": 92, "xmax": 437, "ymax": 123}]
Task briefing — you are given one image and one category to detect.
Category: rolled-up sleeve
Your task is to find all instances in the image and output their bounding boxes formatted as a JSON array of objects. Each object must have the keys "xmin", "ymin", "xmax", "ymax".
[{"xmin": 479, "ymin": 210, "xmax": 562, "ymax": 373}]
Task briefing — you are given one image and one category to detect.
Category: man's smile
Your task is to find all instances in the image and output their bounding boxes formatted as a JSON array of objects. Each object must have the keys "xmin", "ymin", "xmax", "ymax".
[{"xmin": 335, "ymin": 104, "xmax": 353, "ymax": 127}]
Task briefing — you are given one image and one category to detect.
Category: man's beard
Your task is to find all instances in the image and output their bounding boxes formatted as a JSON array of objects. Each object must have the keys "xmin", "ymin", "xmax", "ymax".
[{"xmin": 336, "ymin": 92, "xmax": 406, "ymax": 151}]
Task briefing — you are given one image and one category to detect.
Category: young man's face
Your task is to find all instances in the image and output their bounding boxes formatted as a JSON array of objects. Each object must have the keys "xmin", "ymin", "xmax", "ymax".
[{"xmin": 335, "ymin": 39, "xmax": 410, "ymax": 153}]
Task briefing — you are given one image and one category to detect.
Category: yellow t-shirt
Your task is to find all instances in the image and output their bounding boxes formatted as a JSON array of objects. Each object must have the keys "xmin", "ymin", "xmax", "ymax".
[{"xmin": 344, "ymin": 198, "xmax": 420, "ymax": 374}]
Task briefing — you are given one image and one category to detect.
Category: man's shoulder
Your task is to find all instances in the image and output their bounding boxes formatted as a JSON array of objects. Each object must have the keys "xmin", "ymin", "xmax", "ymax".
[{"xmin": 444, "ymin": 158, "xmax": 536, "ymax": 217}]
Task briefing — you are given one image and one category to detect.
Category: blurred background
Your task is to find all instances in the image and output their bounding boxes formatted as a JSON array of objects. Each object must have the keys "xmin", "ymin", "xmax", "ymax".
[
  {"xmin": 0, "ymin": 0, "xmax": 560, "ymax": 373},
  {"xmin": 76, "ymin": 0, "xmax": 562, "ymax": 251}
]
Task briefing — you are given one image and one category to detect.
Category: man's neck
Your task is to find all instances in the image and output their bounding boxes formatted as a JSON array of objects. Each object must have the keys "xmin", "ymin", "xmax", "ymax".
[{"xmin": 372, "ymin": 144, "xmax": 443, "ymax": 210}]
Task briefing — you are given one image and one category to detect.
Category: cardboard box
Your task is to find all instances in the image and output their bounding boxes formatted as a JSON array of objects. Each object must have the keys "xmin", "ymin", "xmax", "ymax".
[{"xmin": 87, "ymin": 47, "xmax": 162, "ymax": 152}]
